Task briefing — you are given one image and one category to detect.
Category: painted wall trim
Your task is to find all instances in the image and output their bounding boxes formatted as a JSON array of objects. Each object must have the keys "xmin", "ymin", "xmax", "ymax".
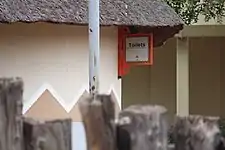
[{"xmin": 22, "ymin": 83, "xmax": 121, "ymax": 114}]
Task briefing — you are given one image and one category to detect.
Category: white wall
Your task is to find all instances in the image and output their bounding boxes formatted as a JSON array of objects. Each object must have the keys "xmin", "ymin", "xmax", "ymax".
[
  {"xmin": 193, "ymin": 14, "xmax": 225, "ymax": 25},
  {"xmin": 72, "ymin": 122, "xmax": 87, "ymax": 150},
  {"xmin": 0, "ymin": 23, "xmax": 121, "ymax": 112}
]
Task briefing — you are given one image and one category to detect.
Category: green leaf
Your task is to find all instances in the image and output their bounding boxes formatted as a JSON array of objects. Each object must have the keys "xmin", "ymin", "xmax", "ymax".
[{"xmin": 165, "ymin": 0, "xmax": 225, "ymax": 25}]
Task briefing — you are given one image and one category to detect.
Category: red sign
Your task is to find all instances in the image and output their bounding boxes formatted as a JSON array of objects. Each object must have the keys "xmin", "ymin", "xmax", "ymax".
[{"xmin": 118, "ymin": 27, "xmax": 153, "ymax": 78}]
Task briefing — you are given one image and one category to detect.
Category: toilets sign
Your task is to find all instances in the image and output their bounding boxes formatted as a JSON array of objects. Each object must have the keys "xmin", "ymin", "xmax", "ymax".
[
  {"xmin": 125, "ymin": 36, "xmax": 150, "ymax": 62},
  {"xmin": 118, "ymin": 30, "xmax": 153, "ymax": 77}
]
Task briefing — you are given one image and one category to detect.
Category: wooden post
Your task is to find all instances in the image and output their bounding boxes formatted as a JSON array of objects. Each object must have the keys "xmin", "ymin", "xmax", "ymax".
[
  {"xmin": 79, "ymin": 94, "xmax": 117, "ymax": 150},
  {"xmin": 116, "ymin": 105, "xmax": 168, "ymax": 150},
  {"xmin": 173, "ymin": 115, "xmax": 224, "ymax": 150},
  {"xmin": 23, "ymin": 118, "xmax": 72, "ymax": 150},
  {"xmin": 0, "ymin": 77, "xmax": 24, "ymax": 150}
]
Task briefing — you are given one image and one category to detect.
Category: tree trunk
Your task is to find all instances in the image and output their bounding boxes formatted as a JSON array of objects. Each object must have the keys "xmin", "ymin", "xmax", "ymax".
[
  {"xmin": 116, "ymin": 105, "xmax": 168, "ymax": 150},
  {"xmin": 23, "ymin": 118, "xmax": 72, "ymax": 150},
  {"xmin": 0, "ymin": 77, "xmax": 24, "ymax": 150},
  {"xmin": 78, "ymin": 94, "xmax": 117, "ymax": 150},
  {"xmin": 173, "ymin": 115, "xmax": 222, "ymax": 150}
]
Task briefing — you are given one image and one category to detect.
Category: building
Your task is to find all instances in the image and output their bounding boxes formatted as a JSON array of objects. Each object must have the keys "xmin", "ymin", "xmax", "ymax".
[
  {"xmin": 0, "ymin": 0, "xmax": 183, "ymax": 149},
  {"xmin": 123, "ymin": 16, "xmax": 225, "ymax": 121}
]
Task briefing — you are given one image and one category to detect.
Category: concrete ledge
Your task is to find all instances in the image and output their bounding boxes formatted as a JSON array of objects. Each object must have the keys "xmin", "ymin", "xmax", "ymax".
[{"xmin": 176, "ymin": 25, "xmax": 225, "ymax": 37}]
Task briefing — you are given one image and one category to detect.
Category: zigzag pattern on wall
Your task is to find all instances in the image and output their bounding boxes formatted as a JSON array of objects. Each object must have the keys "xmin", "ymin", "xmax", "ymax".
[{"xmin": 22, "ymin": 83, "xmax": 121, "ymax": 114}]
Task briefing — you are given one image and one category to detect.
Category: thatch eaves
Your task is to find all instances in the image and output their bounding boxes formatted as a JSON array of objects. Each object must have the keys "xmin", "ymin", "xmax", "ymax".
[
  {"xmin": 0, "ymin": 0, "xmax": 183, "ymax": 27},
  {"xmin": 0, "ymin": 0, "xmax": 184, "ymax": 46}
]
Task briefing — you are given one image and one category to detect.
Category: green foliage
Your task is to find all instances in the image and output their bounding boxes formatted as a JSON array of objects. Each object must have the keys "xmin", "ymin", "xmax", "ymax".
[{"xmin": 165, "ymin": 0, "xmax": 225, "ymax": 25}]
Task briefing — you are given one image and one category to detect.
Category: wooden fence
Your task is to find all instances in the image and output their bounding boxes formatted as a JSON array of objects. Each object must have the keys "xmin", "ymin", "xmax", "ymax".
[
  {"xmin": 79, "ymin": 94, "xmax": 225, "ymax": 150},
  {"xmin": 1, "ymin": 77, "xmax": 225, "ymax": 150},
  {"xmin": 0, "ymin": 77, "xmax": 71, "ymax": 150}
]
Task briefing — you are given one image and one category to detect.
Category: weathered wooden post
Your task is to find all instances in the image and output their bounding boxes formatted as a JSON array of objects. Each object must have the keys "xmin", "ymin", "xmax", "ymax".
[
  {"xmin": 173, "ymin": 115, "xmax": 224, "ymax": 150},
  {"xmin": 0, "ymin": 77, "xmax": 72, "ymax": 150},
  {"xmin": 79, "ymin": 94, "xmax": 117, "ymax": 150},
  {"xmin": 0, "ymin": 77, "xmax": 24, "ymax": 150},
  {"xmin": 23, "ymin": 118, "xmax": 72, "ymax": 150},
  {"xmin": 116, "ymin": 105, "xmax": 168, "ymax": 150}
]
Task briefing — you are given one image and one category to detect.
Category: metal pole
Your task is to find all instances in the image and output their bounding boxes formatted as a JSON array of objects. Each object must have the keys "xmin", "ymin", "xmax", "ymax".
[{"xmin": 89, "ymin": 0, "xmax": 100, "ymax": 96}]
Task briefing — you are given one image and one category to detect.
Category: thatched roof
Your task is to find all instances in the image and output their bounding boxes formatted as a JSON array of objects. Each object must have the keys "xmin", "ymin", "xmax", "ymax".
[
  {"xmin": 0, "ymin": 0, "xmax": 183, "ymax": 26},
  {"xmin": 0, "ymin": 0, "xmax": 184, "ymax": 46}
]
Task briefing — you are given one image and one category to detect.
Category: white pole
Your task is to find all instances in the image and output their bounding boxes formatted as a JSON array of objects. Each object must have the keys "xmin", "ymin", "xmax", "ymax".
[{"xmin": 89, "ymin": 0, "xmax": 100, "ymax": 95}]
